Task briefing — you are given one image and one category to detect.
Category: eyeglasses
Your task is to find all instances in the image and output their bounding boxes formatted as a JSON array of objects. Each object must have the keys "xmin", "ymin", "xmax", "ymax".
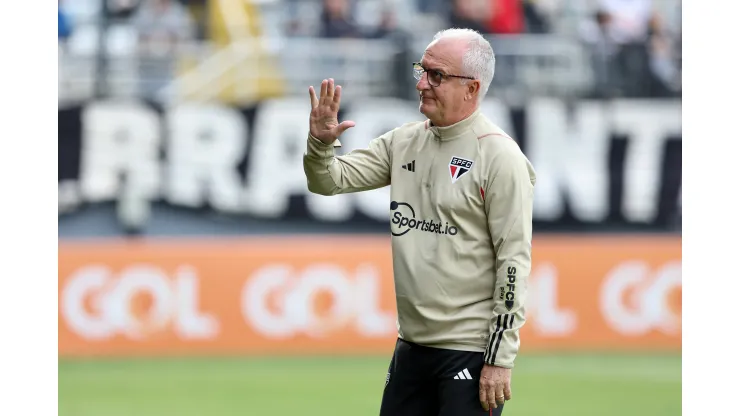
[{"xmin": 412, "ymin": 62, "xmax": 475, "ymax": 87}]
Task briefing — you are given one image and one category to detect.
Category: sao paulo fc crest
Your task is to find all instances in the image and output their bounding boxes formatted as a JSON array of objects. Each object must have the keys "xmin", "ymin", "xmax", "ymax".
[{"xmin": 449, "ymin": 156, "xmax": 473, "ymax": 184}]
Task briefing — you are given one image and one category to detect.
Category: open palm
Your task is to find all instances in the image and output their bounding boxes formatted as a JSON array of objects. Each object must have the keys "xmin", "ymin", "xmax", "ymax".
[{"xmin": 309, "ymin": 78, "xmax": 356, "ymax": 144}]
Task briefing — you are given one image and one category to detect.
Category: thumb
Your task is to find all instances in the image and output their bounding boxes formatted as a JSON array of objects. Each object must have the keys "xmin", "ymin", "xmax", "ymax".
[{"xmin": 334, "ymin": 120, "xmax": 356, "ymax": 136}]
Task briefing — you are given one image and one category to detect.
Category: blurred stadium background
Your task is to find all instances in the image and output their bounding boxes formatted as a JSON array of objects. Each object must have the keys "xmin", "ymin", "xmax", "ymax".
[{"xmin": 58, "ymin": 0, "xmax": 682, "ymax": 415}]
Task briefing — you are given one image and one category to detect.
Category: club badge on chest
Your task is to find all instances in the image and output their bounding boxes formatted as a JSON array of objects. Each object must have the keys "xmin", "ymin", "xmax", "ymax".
[{"xmin": 449, "ymin": 156, "xmax": 474, "ymax": 184}]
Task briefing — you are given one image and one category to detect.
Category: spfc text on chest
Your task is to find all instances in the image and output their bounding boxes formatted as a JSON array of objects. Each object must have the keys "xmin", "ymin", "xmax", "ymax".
[{"xmin": 449, "ymin": 157, "xmax": 474, "ymax": 184}]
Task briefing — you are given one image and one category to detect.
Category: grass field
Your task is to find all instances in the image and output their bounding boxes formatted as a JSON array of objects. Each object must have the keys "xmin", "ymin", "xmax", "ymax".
[{"xmin": 59, "ymin": 353, "xmax": 681, "ymax": 416}]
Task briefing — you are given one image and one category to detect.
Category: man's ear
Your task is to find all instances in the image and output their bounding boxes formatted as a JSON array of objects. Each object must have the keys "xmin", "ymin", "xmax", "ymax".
[{"xmin": 468, "ymin": 80, "xmax": 481, "ymax": 96}]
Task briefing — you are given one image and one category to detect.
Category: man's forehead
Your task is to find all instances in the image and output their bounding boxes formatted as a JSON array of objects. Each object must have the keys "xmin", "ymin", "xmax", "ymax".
[{"xmin": 422, "ymin": 39, "xmax": 464, "ymax": 70}]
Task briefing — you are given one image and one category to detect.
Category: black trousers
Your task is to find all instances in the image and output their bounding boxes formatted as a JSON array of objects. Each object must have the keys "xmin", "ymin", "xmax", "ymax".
[{"xmin": 379, "ymin": 338, "xmax": 505, "ymax": 416}]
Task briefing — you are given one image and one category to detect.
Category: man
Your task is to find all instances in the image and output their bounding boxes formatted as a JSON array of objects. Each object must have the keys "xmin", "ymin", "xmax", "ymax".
[{"xmin": 303, "ymin": 28, "xmax": 536, "ymax": 415}]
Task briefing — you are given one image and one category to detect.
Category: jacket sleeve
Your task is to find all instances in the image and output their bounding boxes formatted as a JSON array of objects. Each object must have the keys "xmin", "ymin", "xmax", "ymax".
[
  {"xmin": 482, "ymin": 146, "xmax": 536, "ymax": 368},
  {"xmin": 303, "ymin": 131, "xmax": 393, "ymax": 196}
]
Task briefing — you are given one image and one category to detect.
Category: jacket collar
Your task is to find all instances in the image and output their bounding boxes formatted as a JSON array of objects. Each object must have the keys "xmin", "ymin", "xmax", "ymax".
[{"xmin": 427, "ymin": 109, "xmax": 481, "ymax": 141}]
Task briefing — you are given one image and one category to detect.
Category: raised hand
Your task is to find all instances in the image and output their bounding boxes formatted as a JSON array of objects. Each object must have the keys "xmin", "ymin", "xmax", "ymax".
[{"xmin": 308, "ymin": 78, "xmax": 356, "ymax": 145}]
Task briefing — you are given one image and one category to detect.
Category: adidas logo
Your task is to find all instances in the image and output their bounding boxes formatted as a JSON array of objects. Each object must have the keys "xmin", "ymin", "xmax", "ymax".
[
  {"xmin": 453, "ymin": 368, "xmax": 473, "ymax": 380},
  {"xmin": 401, "ymin": 160, "xmax": 416, "ymax": 172}
]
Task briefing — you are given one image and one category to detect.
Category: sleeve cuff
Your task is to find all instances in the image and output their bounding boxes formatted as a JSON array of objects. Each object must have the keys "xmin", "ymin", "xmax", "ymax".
[
  {"xmin": 487, "ymin": 360, "xmax": 515, "ymax": 369},
  {"xmin": 308, "ymin": 133, "xmax": 342, "ymax": 148}
]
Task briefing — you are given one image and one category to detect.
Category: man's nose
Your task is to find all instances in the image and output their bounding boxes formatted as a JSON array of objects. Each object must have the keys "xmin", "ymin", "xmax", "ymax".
[{"xmin": 416, "ymin": 73, "xmax": 430, "ymax": 91}]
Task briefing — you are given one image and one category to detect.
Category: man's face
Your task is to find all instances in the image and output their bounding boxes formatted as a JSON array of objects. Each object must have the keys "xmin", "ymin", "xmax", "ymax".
[{"xmin": 416, "ymin": 39, "xmax": 476, "ymax": 127}]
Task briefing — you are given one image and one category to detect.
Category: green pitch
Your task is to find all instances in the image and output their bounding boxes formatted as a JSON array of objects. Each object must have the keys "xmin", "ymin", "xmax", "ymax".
[{"xmin": 59, "ymin": 353, "xmax": 681, "ymax": 416}]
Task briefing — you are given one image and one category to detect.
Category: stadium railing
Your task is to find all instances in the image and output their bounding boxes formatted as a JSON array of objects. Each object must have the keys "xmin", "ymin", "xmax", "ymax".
[{"xmin": 59, "ymin": 34, "xmax": 595, "ymax": 104}]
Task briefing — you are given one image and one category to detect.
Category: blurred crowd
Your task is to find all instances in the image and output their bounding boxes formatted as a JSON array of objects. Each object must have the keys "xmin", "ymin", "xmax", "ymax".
[
  {"xmin": 577, "ymin": 0, "xmax": 681, "ymax": 97},
  {"xmin": 286, "ymin": 0, "xmax": 682, "ymax": 97},
  {"xmin": 59, "ymin": 0, "xmax": 198, "ymax": 49},
  {"xmin": 58, "ymin": 0, "xmax": 682, "ymax": 99}
]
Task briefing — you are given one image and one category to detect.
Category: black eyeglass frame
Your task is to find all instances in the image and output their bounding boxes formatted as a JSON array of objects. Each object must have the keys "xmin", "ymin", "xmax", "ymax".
[{"xmin": 412, "ymin": 62, "xmax": 476, "ymax": 87}]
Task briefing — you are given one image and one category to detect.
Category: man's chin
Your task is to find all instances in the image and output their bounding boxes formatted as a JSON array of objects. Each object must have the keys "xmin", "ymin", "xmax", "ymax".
[{"xmin": 419, "ymin": 101, "xmax": 435, "ymax": 117}]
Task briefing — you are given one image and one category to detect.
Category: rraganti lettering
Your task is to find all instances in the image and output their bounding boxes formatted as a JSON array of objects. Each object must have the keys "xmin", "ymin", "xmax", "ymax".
[
  {"xmin": 59, "ymin": 98, "xmax": 681, "ymax": 232},
  {"xmin": 525, "ymin": 99, "xmax": 681, "ymax": 224},
  {"xmin": 390, "ymin": 201, "xmax": 459, "ymax": 237}
]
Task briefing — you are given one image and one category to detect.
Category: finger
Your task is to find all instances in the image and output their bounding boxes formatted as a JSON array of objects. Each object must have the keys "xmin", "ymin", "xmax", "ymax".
[
  {"xmin": 504, "ymin": 382, "xmax": 512, "ymax": 401},
  {"xmin": 320, "ymin": 79, "xmax": 328, "ymax": 103},
  {"xmin": 487, "ymin": 385, "xmax": 498, "ymax": 409},
  {"xmin": 327, "ymin": 78, "xmax": 335, "ymax": 99},
  {"xmin": 479, "ymin": 383, "xmax": 489, "ymax": 411},
  {"xmin": 333, "ymin": 85, "xmax": 343, "ymax": 108},
  {"xmin": 494, "ymin": 384, "xmax": 506, "ymax": 406},
  {"xmin": 309, "ymin": 86, "xmax": 318, "ymax": 109},
  {"xmin": 334, "ymin": 120, "xmax": 356, "ymax": 136}
]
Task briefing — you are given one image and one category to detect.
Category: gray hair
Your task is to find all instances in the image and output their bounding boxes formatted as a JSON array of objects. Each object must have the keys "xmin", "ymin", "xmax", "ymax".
[{"xmin": 431, "ymin": 28, "xmax": 496, "ymax": 103}]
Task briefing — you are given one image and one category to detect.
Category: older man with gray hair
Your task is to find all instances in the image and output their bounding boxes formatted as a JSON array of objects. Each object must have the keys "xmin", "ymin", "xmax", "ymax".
[{"xmin": 303, "ymin": 28, "xmax": 536, "ymax": 416}]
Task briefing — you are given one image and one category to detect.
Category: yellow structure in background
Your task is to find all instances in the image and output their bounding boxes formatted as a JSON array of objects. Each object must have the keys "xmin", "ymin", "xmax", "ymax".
[{"xmin": 176, "ymin": 0, "xmax": 285, "ymax": 105}]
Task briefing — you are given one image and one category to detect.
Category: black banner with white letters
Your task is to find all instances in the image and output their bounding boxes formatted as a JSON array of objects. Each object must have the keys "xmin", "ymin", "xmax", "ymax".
[{"xmin": 58, "ymin": 98, "xmax": 682, "ymax": 234}]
